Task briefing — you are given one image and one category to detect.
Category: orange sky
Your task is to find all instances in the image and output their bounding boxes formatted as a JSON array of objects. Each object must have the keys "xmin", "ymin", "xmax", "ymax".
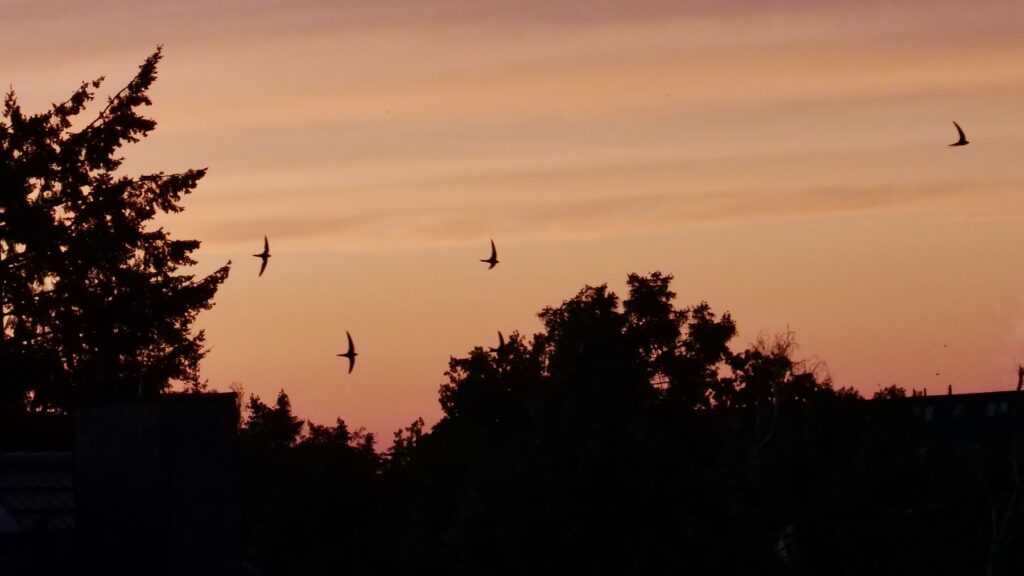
[{"xmin": 8, "ymin": 1, "xmax": 1024, "ymax": 438}]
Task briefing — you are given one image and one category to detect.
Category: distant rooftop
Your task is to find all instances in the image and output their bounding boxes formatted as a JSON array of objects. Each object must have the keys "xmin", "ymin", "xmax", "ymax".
[{"xmin": 0, "ymin": 451, "xmax": 74, "ymax": 533}]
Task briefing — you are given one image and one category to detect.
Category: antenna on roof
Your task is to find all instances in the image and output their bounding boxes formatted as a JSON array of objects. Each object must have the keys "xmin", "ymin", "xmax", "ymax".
[
  {"xmin": 1017, "ymin": 365, "xmax": 1023, "ymax": 392},
  {"xmin": 948, "ymin": 384, "xmax": 952, "ymax": 396}
]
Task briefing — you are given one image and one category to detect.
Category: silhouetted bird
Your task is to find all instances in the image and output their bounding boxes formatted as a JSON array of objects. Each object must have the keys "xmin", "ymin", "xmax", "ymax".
[
  {"xmin": 481, "ymin": 239, "xmax": 499, "ymax": 269},
  {"xmin": 1017, "ymin": 365, "xmax": 1023, "ymax": 392},
  {"xmin": 949, "ymin": 121, "xmax": 969, "ymax": 147},
  {"xmin": 337, "ymin": 331, "xmax": 357, "ymax": 374},
  {"xmin": 489, "ymin": 331, "xmax": 506, "ymax": 356},
  {"xmin": 253, "ymin": 236, "xmax": 271, "ymax": 277}
]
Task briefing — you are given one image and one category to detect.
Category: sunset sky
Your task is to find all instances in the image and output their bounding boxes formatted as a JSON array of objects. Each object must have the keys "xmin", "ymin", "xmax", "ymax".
[{"xmin": 7, "ymin": 0, "xmax": 1024, "ymax": 438}]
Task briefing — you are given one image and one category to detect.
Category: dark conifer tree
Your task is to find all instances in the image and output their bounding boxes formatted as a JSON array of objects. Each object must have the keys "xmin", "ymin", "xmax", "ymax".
[{"xmin": 0, "ymin": 47, "xmax": 230, "ymax": 411}]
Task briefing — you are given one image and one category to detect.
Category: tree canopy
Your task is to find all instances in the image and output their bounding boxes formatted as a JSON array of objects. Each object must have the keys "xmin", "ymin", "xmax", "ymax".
[
  {"xmin": 0, "ymin": 47, "xmax": 230, "ymax": 411},
  {"xmin": 438, "ymin": 271, "xmax": 836, "ymax": 430},
  {"xmin": 412, "ymin": 272, "xmax": 862, "ymax": 574}
]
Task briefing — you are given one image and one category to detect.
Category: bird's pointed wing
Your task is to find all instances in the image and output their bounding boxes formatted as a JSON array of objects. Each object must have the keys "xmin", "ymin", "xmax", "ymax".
[
  {"xmin": 953, "ymin": 121, "xmax": 966, "ymax": 142},
  {"xmin": 490, "ymin": 239, "xmax": 497, "ymax": 260},
  {"xmin": 348, "ymin": 355, "xmax": 355, "ymax": 374},
  {"xmin": 488, "ymin": 261, "xmax": 496, "ymax": 269},
  {"xmin": 346, "ymin": 331, "xmax": 355, "ymax": 355},
  {"xmin": 264, "ymin": 236, "xmax": 270, "ymax": 254},
  {"xmin": 258, "ymin": 258, "xmax": 268, "ymax": 277},
  {"xmin": 498, "ymin": 331, "xmax": 505, "ymax": 349}
]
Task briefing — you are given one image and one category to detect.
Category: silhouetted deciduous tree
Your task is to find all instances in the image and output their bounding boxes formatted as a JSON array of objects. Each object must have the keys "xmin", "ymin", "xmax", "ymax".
[
  {"xmin": 874, "ymin": 384, "xmax": 908, "ymax": 400},
  {"xmin": 388, "ymin": 417, "xmax": 425, "ymax": 469},
  {"xmin": 240, "ymin": 390, "xmax": 304, "ymax": 452},
  {"xmin": 0, "ymin": 47, "xmax": 230, "ymax": 411},
  {"xmin": 417, "ymin": 273, "xmax": 842, "ymax": 574},
  {"xmin": 236, "ymin": 389, "xmax": 391, "ymax": 576}
]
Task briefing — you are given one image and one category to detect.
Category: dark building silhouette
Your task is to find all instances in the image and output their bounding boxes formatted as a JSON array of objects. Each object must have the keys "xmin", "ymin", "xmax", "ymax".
[
  {"xmin": 890, "ymin": 390, "xmax": 1022, "ymax": 438},
  {"xmin": 873, "ymin": 391, "xmax": 1024, "ymax": 486},
  {"xmin": 0, "ymin": 452, "xmax": 75, "ymax": 575},
  {"xmin": 76, "ymin": 393, "xmax": 241, "ymax": 576},
  {"xmin": 0, "ymin": 393, "xmax": 240, "ymax": 575}
]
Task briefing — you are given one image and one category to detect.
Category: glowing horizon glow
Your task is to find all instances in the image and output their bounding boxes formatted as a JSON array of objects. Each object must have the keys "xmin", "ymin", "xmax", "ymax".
[{"xmin": 7, "ymin": 0, "xmax": 1024, "ymax": 438}]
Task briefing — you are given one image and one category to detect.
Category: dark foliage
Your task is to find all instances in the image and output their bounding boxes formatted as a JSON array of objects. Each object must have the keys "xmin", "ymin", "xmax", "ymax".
[
  {"xmin": 0, "ymin": 48, "xmax": 230, "ymax": 413},
  {"xmin": 237, "ymin": 390, "xmax": 393, "ymax": 575},
  {"xmin": 232, "ymin": 273, "xmax": 1024, "ymax": 576}
]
